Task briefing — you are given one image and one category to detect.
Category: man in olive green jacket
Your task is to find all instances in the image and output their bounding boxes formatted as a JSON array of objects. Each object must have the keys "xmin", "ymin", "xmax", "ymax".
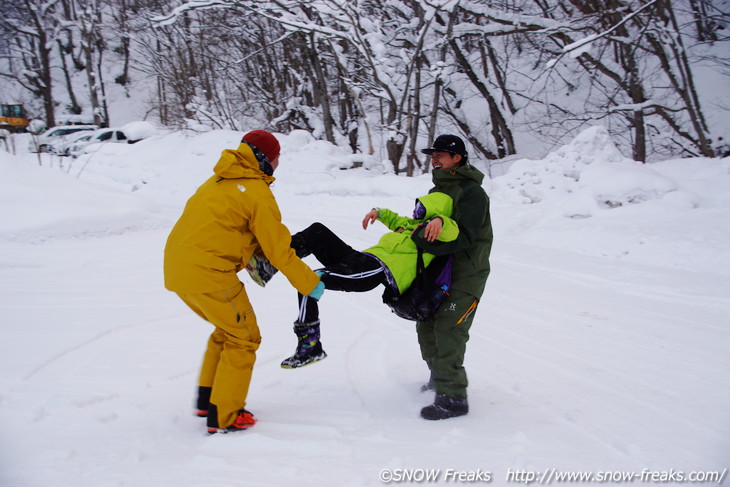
[{"xmin": 412, "ymin": 134, "xmax": 493, "ymax": 420}]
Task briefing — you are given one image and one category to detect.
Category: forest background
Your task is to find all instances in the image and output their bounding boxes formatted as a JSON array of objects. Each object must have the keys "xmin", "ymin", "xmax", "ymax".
[{"xmin": 1, "ymin": 0, "xmax": 729, "ymax": 175}]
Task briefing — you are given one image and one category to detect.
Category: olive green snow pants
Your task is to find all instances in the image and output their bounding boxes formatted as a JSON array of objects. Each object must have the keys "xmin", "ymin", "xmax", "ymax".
[
  {"xmin": 177, "ymin": 281, "xmax": 261, "ymax": 429},
  {"xmin": 416, "ymin": 289, "xmax": 478, "ymax": 399}
]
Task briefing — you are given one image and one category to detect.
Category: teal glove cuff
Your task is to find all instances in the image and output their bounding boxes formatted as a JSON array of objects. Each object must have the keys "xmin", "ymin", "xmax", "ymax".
[{"xmin": 308, "ymin": 280, "xmax": 325, "ymax": 300}]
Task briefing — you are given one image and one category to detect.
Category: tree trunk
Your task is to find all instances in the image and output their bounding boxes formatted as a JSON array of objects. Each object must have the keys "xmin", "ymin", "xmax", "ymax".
[
  {"xmin": 58, "ymin": 39, "xmax": 82, "ymax": 115},
  {"xmin": 114, "ymin": 0, "xmax": 131, "ymax": 85},
  {"xmin": 386, "ymin": 137, "xmax": 406, "ymax": 174},
  {"xmin": 449, "ymin": 37, "xmax": 516, "ymax": 157},
  {"xmin": 643, "ymin": 0, "xmax": 715, "ymax": 157},
  {"xmin": 624, "ymin": 44, "xmax": 647, "ymax": 162},
  {"xmin": 406, "ymin": 56, "xmax": 423, "ymax": 176},
  {"xmin": 38, "ymin": 31, "xmax": 55, "ymax": 128},
  {"xmin": 83, "ymin": 41, "xmax": 102, "ymax": 127},
  {"xmin": 689, "ymin": 0, "xmax": 718, "ymax": 41},
  {"xmin": 96, "ymin": 46, "xmax": 110, "ymax": 126},
  {"xmin": 307, "ymin": 34, "xmax": 336, "ymax": 143}
]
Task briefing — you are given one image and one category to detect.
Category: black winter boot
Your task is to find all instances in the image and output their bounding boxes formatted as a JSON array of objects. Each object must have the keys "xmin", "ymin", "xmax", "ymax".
[
  {"xmin": 420, "ymin": 394, "xmax": 469, "ymax": 420},
  {"xmin": 280, "ymin": 320, "xmax": 327, "ymax": 368},
  {"xmin": 195, "ymin": 386, "xmax": 212, "ymax": 417}
]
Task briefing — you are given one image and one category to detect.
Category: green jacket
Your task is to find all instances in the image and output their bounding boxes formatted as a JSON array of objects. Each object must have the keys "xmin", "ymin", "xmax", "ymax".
[
  {"xmin": 363, "ymin": 192, "xmax": 459, "ymax": 294},
  {"xmin": 411, "ymin": 164, "xmax": 492, "ymax": 299}
]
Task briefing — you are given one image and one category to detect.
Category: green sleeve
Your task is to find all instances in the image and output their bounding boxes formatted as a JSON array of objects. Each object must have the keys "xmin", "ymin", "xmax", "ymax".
[
  {"xmin": 376, "ymin": 208, "xmax": 411, "ymax": 232},
  {"xmin": 436, "ymin": 215, "xmax": 459, "ymax": 242},
  {"xmin": 412, "ymin": 185, "xmax": 487, "ymax": 255}
]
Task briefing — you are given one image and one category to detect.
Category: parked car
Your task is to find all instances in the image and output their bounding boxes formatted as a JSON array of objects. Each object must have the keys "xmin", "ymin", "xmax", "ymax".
[
  {"xmin": 52, "ymin": 130, "xmax": 100, "ymax": 156},
  {"xmin": 67, "ymin": 128, "xmax": 129, "ymax": 157},
  {"xmin": 28, "ymin": 124, "xmax": 97, "ymax": 153}
]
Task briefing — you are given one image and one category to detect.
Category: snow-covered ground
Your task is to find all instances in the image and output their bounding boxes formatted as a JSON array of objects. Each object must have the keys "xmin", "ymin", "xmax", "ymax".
[{"xmin": 1, "ymin": 127, "xmax": 728, "ymax": 486}]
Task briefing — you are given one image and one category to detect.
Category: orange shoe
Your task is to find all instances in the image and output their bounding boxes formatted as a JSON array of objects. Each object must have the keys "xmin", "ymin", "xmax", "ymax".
[
  {"xmin": 195, "ymin": 409, "xmax": 208, "ymax": 418},
  {"xmin": 207, "ymin": 409, "xmax": 256, "ymax": 434}
]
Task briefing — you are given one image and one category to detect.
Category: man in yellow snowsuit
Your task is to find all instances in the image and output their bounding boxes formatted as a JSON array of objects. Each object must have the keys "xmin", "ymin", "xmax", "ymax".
[{"xmin": 164, "ymin": 130, "xmax": 323, "ymax": 434}]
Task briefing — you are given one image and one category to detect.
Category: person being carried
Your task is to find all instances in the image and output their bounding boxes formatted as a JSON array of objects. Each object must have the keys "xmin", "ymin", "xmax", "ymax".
[
  {"xmin": 250, "ymin": 191, "xmax": 459, "ymax": 368},
  {"xmin": 255, "ymin": 134, "xmax": 492, "ymax": 421}
]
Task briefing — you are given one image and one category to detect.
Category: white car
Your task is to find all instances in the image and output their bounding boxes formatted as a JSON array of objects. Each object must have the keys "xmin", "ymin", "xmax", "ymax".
[
  {"xmin": 52, "ymin": 130, "xmax": 101, "ymax": 156},
  {"xmin": 67, "ymin": 128, "xmax": 129, "ymax": 157},
  {"xmin": 28, "ymin": 125, "xmax": 97, "ymax": 153}
]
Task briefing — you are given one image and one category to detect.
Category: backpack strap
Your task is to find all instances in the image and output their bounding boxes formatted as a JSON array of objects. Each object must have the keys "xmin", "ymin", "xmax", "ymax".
[{"xmin": 416, "ymin": 246, "xmax": 425, "ymax": 276}]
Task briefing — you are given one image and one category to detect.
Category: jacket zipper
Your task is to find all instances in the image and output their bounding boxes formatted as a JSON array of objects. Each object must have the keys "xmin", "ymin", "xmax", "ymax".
[{"xmin": 454, "ymin": 299, "xmax": 478, "ymax": 327}]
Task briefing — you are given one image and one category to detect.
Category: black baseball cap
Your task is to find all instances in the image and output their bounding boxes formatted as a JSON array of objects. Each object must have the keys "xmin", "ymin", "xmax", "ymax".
[{"xmin": 421, "ymin": 134, "xmax": 468, "ymax": 158}]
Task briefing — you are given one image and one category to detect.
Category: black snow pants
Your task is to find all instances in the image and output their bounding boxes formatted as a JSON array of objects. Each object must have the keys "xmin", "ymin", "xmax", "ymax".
[{"xmin": 291, "ymin": 222, "xmax": 389, "ymax": 323}]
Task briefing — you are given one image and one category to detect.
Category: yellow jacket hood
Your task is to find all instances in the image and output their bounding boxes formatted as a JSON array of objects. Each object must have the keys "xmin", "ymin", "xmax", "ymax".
[
  {"xmin": 163, "ymin": 144, "xmax": 318, "ymax": 295},
  {"xmin": 213, "ymin": 143, "xmax": 275, "ymax": 184}
]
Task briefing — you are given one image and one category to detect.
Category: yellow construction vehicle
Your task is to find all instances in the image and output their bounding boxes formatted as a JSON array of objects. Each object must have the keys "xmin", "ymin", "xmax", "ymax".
[{"xmin": 0, "ymin": 104, "xmax": 29, "ymax": 132}]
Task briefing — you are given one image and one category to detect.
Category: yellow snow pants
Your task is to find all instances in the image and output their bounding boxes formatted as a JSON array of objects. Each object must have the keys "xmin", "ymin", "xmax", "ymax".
[{"xmin": 178, "ymin": 281, "xmax": 261, "ymax": 429}]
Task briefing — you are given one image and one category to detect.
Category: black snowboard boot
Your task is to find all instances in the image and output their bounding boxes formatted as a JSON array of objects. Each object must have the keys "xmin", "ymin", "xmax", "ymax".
[
  {"xmin": 280, "ymin": 320, "xmax": 328, "ymax": 368},
  {"xmin": 420, "ymin": 394, "xmax": 469, "ymax": 420}
]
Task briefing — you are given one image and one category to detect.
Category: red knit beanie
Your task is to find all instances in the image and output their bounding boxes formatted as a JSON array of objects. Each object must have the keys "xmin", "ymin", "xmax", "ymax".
[{"xmin": 242, "ymin": 130, "xmax": 280, "ymax": 162}]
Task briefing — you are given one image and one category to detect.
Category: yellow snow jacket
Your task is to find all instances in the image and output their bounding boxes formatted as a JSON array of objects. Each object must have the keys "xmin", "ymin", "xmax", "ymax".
[{"xmin": 164, "ymin": 143, "xmax": 319, "ymax": 295}]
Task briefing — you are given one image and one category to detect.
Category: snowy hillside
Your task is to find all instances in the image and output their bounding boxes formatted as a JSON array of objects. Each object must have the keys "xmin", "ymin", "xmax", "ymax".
[{"xmin": 0, "ymin": 127, "xmax": 728, "ymax": 486}]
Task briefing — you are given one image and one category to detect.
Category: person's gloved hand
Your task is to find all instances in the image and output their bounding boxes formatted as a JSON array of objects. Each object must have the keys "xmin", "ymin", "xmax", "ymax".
[{"xmin": 308, "ymin": 280, "xmax": 325, "ymax": 300}]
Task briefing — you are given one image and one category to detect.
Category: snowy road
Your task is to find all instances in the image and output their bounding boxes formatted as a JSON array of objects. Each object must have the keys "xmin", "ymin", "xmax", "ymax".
[{"xmin": 1, "ymin": 223, "xmax": 727, "ymax": 487}]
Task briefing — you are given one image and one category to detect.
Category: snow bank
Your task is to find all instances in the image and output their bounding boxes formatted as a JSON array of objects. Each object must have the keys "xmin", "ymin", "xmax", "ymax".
[
  {"xmin": 488, "ymin": 126, "xmax": 730, "ymax": 274},
  {"xmin": 493, "ymin": 125, "xmax": 730, "ymax": 216},
  {"xmin": 494, "ymin": 126, "xmax": 680, "ymax": 213},
  {"xmin": 0, "ymin": 151, "xmax": 162, "ymax": 242}
]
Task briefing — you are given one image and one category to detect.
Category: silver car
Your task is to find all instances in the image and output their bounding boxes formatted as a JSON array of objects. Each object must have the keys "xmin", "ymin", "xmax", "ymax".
[{"xmin": 28, "ymin": 125, "xmax": 98, "ymax": 153}]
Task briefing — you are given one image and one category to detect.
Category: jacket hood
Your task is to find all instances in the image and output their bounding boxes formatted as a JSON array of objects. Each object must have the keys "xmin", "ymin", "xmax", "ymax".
[
  {"xmin": 433, "ymin": 163, "xmax": 484, "ymax": 185},
  {"xmin": 416, "ymin": 192, "xmax": 453, "ymax": 220},
  {"xmin": 213, "ymin": 143, "xmax": 275, "ymax": 184}
]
